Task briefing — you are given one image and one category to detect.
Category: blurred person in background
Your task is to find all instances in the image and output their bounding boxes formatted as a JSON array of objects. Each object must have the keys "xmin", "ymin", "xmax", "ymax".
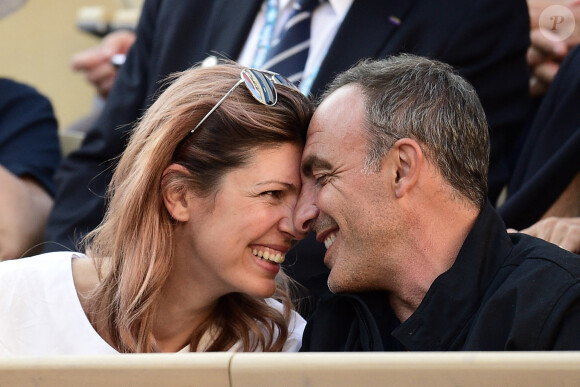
[
  {"xmin": 0, "ymin": 0, "xmax": 61, "ymax": 260},
  {"xmin": 527, "ymin": 0, "xmax": 580, "ymax": 97}
]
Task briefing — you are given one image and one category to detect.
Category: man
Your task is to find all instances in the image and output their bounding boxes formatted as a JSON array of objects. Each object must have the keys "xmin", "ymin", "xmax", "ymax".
[{"xmin": 295, "ymin": 55, "xmax": 580, "ymax": 350}]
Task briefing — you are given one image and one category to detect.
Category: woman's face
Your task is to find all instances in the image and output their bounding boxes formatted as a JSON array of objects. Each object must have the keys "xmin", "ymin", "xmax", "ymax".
[{"xmin": 173, "ymin": 142, "xmax": 305, "ymax": 300}]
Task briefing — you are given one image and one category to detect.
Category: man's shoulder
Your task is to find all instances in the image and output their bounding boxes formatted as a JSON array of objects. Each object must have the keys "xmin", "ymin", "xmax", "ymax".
[
  {"xmin": 486, "ymin": 233, "xmax": 580, "ymax": 312},
  {"xmin": 507, "ymin": 233, "xmax": 580, "ymax": 281},
  {"xmin": 467, "ymin": 235, "xmax": 580, "ymax": 349}
]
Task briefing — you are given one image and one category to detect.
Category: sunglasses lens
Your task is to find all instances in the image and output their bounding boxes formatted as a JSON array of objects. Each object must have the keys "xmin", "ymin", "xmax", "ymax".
[
  {"xmin": 242, "ymin": 69, "xmax": 277, "ymax": 106},
  {"xmin": 270, "ymin": 74, "xmax": 300, "ymax": 91}
]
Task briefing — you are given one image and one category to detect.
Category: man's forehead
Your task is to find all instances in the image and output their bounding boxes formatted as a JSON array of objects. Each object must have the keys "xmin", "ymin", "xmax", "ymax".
[
  {"xmin": 302, "ymin": 114, "xmax": 335, "ymax": 170},
  {"xmin": 315, "ymin": 84, "xmax": 362, "ymax": 120},
  {"xmin": 305, "ymin": 85, "xmax": 365, "ymax": 146},
  {"xmin": 301, "ymin": 120, "xmax": 335, "ymax": 176},
  {"xmin": 302, "ymin": 85, "xmax": 367, "ymax": 173}
]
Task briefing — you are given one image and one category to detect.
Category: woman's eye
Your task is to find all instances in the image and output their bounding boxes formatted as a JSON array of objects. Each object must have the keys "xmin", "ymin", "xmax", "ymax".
[{"xmin": 262, "ymin": 190, "xmax": 283, "ymax": 199}]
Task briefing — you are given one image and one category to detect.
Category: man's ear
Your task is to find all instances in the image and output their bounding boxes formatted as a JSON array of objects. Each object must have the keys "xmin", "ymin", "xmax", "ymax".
[
  {"xmin": 162, "ymin": 164, "xmax": 191, "ymax": 222},
  {"xmin": 388, "ymin": 138, "xmax": 423, "ymax": 198}
]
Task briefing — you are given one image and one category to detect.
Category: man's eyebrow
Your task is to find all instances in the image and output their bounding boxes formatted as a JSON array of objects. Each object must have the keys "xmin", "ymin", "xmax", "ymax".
[{"xmin": 302, "ymin": 155, "xmax": 332, "ymax": 176}]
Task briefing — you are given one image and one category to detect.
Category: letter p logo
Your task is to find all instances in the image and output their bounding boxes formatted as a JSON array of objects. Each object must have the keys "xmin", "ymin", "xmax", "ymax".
[
  {"xmin": 550, "ymin": 15, "xmax": 565, "ymax": 31},
  {"xmin": 540, "ymin": 5, "xmax": 575, "ymax": 41}
]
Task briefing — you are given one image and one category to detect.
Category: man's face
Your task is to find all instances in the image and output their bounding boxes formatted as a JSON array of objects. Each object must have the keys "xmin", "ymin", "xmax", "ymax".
[{"xmin": 294, "ymin": 85, "xmax": 401, "ymax": 293}]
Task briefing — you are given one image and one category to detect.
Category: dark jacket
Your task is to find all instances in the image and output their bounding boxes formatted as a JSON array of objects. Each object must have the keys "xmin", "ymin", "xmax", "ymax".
[
  {"xmin": 0, "ymin": 78, "xmax": 61, "ymax": 196},
  {"xmin": 301, "ymin": 202, "xmax": 580, "ymax": 351},
  {"xmin": 499, "ymin": 45, "xmax": 580, "ymax": 230}
]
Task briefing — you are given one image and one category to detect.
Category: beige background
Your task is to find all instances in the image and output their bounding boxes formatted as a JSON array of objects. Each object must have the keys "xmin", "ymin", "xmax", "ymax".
[{"xmin": 0, "ymin": 0, "xmax": 138, "ymax": 132}]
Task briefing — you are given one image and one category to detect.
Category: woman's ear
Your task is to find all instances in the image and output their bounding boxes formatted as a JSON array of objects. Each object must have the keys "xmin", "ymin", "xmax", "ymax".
[
  {"xmin": 389, "ymin": 138, "xmax": 423, "ymax": 198},
  {"xmin": 162, "ymin": 164, "xmax": 191, "ymax": 222}
]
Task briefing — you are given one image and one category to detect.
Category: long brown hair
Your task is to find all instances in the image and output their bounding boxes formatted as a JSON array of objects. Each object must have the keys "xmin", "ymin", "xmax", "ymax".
[{"xmin": 83, "ymin": 63, "xmax": 313, "ymax": 352}]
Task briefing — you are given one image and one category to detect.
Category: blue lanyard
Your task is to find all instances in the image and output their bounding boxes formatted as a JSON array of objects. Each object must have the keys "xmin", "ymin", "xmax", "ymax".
[
  {"xmin": 252, "ymin": 0, "xmax": 279, "ymax": 69},
  {"xmin": 300, "ymin": 66, "xmax": 318, "ymax": 96}
]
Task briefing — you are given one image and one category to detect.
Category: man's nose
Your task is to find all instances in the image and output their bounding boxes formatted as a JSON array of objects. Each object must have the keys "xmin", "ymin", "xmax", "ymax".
[
  {"xmin": 293, "ymin": 181, "xmax": 319, "ymax": 234},
  {"xmin": 278, "ymin": 213, "xmax": 307, "ymax": 241}
]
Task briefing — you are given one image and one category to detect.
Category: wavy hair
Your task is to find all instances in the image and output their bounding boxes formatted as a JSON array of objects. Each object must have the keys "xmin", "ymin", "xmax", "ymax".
[{"xmin": 83, "ymin": 62, "xmax": 313, "ymax": 352}]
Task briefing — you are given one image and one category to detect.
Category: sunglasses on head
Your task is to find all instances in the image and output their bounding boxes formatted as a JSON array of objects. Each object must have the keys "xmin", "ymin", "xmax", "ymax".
[{"xmin": 189, "ymin": 68, "xmax": 300, "ymax": 135}]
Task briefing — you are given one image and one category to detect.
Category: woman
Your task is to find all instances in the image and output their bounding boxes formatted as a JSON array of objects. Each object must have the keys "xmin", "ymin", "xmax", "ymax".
[{"xmin": 0, "ymin": 63, "xmax": 314, "ymax": 354}]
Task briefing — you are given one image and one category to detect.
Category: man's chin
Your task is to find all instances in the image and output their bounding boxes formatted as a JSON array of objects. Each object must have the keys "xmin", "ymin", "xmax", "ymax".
[
  {"xmin": 328, "ymin": 270, "xmax": 376, "ymax": 294},
  {"xmin": 327, "ymin": 273, "xmax": 355, "ymax": 294}
]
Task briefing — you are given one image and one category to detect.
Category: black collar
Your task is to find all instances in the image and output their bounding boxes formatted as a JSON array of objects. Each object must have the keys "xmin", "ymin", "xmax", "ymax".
[{"xmin": 392, "ymin": 201, "xmax": 513, "ymax": 350}]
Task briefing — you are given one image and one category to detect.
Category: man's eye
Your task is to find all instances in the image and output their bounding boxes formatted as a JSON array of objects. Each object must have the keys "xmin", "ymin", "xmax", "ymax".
[{"xmin": 315, "ymin": 174, "xmax": 329, "ymax": 186}]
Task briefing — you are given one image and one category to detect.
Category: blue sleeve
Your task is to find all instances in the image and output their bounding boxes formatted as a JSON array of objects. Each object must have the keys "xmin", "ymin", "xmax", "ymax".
[
  {"xmin": 43, "ymin": 0, "xmax": 161, "ymax": 251},
  {"xmin": 0, "ymin": 78, "xmax": 61, "ymax": 196}
]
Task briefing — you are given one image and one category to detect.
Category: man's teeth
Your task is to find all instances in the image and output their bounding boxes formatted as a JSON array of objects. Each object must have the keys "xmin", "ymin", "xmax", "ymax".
[
  {"xmin": 324, "ymin": 233, "xmax": 337, "ymax": 249},
  {"xmin": 252, "ymin": 249, "xmax": 285, "ymax": 264}
]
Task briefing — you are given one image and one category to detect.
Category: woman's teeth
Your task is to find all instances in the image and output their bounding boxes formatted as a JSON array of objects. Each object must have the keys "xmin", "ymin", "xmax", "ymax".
[{"xmin": 252, "ymin": 249, "xmax": 285, "ymax": 264}]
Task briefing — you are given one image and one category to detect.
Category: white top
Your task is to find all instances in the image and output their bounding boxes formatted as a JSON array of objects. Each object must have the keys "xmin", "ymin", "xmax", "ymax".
[
  {"xmin": 237, "ymin": 0, "xmax": 354, "ymax": 93},
  {"xmin": 0, "ymin": 252, "xmax": 306, "ymax": 355}
]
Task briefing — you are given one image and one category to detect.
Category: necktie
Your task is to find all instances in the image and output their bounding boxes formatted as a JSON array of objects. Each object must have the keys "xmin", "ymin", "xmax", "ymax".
[{"xmin": 262, "ymin": 0, "xmax": 324, "ymax": 84}]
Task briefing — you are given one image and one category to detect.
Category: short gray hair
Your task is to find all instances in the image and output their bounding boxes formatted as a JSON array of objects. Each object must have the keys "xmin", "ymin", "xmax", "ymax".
[{"xmin": 321, "ymin": 54, "xmax": 489, "ymax": 208}]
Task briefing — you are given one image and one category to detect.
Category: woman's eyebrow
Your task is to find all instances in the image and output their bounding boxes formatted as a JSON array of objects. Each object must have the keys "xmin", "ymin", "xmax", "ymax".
[{"xmin": 255, "ymin": 180, "xmax": 298, "ymax": 192}]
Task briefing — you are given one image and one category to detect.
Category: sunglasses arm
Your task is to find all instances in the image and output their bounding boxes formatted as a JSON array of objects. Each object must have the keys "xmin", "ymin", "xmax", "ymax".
[{"xmin": 190, "ymin": 78, "xmax": 244, "ymax": 134}]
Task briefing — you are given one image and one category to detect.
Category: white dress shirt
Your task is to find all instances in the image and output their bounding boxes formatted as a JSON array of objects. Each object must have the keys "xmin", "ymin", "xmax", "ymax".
[{"xmin": 237, "ymin": 0, "xmax": 353, "ymax": 94}]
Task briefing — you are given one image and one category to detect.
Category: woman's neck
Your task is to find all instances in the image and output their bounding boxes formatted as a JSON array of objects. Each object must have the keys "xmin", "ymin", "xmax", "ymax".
[{"xmin": 152, "ymin": 279, "xmax": 218, "ymax": 352}]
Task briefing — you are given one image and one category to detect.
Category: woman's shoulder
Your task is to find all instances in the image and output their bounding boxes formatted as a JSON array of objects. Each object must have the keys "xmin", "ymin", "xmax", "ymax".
[
  {"xmin": 71, "ymin": 253, "xmax": 99, "ymax": 296},
  {"xmin": 0, "ymin": 252, "xmax": 116, "ymax": 355},
  {"xmin": 265, "ymin": 298, "xmax": 307, "ymax": 352},
  {"xmin": 265, "ymin": 297, "xmax": 304, "ymax": 319},
  {"xmin": 0, "ymin": 251, "xmax": 79, "ymax": 277},
  {"xmin": 0, "ymin": 252, "xmax": 89, "ymax": 298}
]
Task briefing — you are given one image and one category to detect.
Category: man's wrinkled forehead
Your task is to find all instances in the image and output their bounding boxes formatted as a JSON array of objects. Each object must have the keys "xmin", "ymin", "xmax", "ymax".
[
  {"xmin": 300, "ymin": 114, "xmax": 337, "ymax": 180},
  {"xmin": 301, "ymin": 84, "xmax": 365, "ymax": 168}
]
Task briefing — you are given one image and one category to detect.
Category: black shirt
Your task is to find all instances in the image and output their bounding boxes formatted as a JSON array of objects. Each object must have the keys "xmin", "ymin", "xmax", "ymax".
[{"xmin": 301, "ymin": 202, "xmax": 580, "ymax": 351}]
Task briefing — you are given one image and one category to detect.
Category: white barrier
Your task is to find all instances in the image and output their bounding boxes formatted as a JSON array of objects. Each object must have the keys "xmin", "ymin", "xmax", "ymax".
[{"xmin": 1, "ymin": 352, "xmax": 580, "ymax": 387}]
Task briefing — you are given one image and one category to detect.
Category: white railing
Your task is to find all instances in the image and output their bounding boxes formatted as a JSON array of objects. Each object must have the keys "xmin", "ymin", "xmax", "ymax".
[{"xmin": 1, "ymin": 352, "xmax": 580, "ymax": 386}]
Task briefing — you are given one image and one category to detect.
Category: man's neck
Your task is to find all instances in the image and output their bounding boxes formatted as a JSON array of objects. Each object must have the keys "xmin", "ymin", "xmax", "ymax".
[{"xmin": 387, "ymin": 196, "xmax": 479, "ymax": 323}]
